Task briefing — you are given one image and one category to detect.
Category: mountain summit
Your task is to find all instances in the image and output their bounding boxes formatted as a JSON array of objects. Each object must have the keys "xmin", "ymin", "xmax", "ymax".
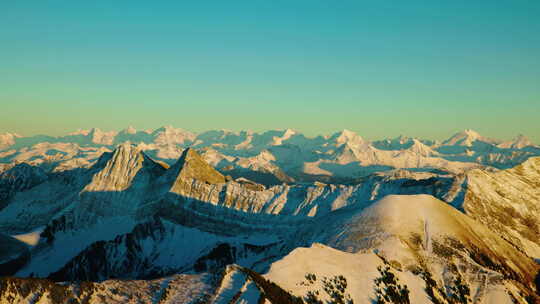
[
  {"xmin": 1, "ymin": 127, "xmax": 538, "ymax": 184},
  {"xmin": 443, "ymin": 129, "xmax": 480, "ymax": 145},
  {"xmin": 498, "ymin": 134, "xmax": 535, "ymax": 149},
  {"xmin": 169, "ymin": 148, "xmax": 226, "ymax": 185},
  {"xmin": 84, "ymin": 143, "xmax": 165, "ymax": 192},
  {"xmin": 442, "ymin": 129, "xmax": 500, "ymax": 146},
  {"xmin": 330, "ymin": 129, "xmax": 366, "ymax": 147}
]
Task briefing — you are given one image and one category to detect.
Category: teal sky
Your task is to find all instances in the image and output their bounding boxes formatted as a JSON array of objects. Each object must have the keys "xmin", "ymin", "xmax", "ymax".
[{"xmin": 1, "ymin": 1, "xmax": 539, "ymax": 142}]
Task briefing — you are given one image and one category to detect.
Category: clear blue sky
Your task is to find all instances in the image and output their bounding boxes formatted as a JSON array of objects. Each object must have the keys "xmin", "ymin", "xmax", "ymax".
[{"xmin": 1, "ymin": 1, "xmax": 539, "ymax": 142}]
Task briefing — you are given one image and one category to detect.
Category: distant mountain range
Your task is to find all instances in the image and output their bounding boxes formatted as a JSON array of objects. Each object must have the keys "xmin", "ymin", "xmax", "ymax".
[
  {"xmin": 1, "ymin": 127, "xmax": 539, "ymax": 185},
  {"xmin": 0, "ymin": 128, "xmax": 539, "ymax": 303}
]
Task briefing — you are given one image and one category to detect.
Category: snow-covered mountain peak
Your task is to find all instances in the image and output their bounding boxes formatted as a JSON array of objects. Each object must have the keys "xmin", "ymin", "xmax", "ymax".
[
  {"xmin": 513, "ymin": 134, "xmax": 534, "ymax": 147},
  {"xmin": 372, "ymin": 135, "xmax": 416, "ymax": 151},
  {"xmin": 333, "ymin": 129, "xmax": 357, "ymax": 139},
  {"xmin": 88, "ymin": 128, "xmax": 103, "ymax": 136},
  {"xmin": 463, "ymin": 128, "xmax": 481, "ymax": 137},
  {"xmin": 115, "ymin": 141, "xmax": 138, "ymax": 153},
  {"xmin": 84, "ymin": 142, "xmax": 165, "ymax": 192},
  {"xmin": 124, "ymin": 126, "xmax": 137, "ymax": 134},
  {"xmin": 443, "ymin": 129, "xmax": 483, "ymax": 146},
  {"xmin": 0, "ymin": 133, "xmax": 19, "ymax": 149},
  {"xmin": 395, "ymin": 135, "xmax": 410, "ymax": 144},
  {"xmin": 331, "ymin": 129, "xmax": 366, "ymax": 148},
  {"xmin": 331, "ymin": 141, "xmax": 362, "ymax": 164},
  {"xmin": 498, "ymin": 134, "xmax": 535, "ymax": 149},
  {"xmin": 270, "ymin": 129, "xmax": 297, "ymax": 146},
  {"xmin": 151, "ymin": 125, "xmax": 185, "ymax": 135},
  {"xmin": 165, "ymin": 125, "xmax": 183, "ymax": 132},
  {"xmin": 0, "ymin": 132, "xmax": 19, "ymax": 138},
  {"xmin": 257, "ymin": 149, "xmax": 276, "ymax": 161},
  {"xmin": 67, "ymin": 129, "xmax": 91, "ymax": 136},
  {"xmin": 363, "ymin": 194, "xmax": 457, "ymax": 227},
  {"xmin": 152, "ymin": 126, "xmax": 196, "ymax": 146},
  {"xmin": 88, "ymin": 128, "xmax": 117, "ymax": 145},
  {"xmin": 335, "ymin": 194, "xmax": 451, "ymax": 235},
  {"xmin": 443, "ymin": 129, "xmax": 502, "ymax": 148},
  {"xmin": 281, "ymin": 128, "xmax": 296, "ymax": 139},
  {"xmin": 406, "ymin": 139, "xmax": 438, "ymax": 156},
  {"xmin": 169, "ymin": 148, "xmax": 226, "ymax": 186}
]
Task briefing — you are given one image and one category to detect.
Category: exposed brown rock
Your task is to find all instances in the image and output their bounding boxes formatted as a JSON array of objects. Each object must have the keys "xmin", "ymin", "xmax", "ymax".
[{"xmin": 169, "ymin": 148, "xmax": 226, "ymax": 186}]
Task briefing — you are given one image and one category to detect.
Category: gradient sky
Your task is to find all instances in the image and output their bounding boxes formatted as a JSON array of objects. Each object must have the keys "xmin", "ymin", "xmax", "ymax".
[{"xmin": 1, "ymin": 1, "xmax": 539, "ymax": 142}]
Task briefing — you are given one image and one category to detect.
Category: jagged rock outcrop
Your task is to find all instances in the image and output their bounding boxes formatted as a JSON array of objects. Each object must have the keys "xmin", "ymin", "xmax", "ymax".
[
  {"xmin": 168, "ymin": 148, "xmax": 226, "ymax": 188},
  {"xmin": 47, "ymin": 216, "xmax": 281, "ymax": 282},
  {"xmin": 0, "ymin": 163, "xmax": 47, "ymax": 209},
  {"xmin": 83, "ymin": 142, "xmax": 166, "ymax": 192},
  {"xmin": 0, "ymin": 273, "xmax": 216, "ymax": 304}
]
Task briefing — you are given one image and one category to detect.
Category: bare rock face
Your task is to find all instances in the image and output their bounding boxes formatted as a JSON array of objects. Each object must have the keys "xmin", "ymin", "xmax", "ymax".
[
  {"xmin": 176, "ymin": 148, "xmax": 226, "ymax": 184},
  {"xmin": 83, "ymin": 142, "xmax": 166, "ymax": 192},
  {"xmin": 166, "ymin": 148, "xmax": 226, "ymax": 195}
]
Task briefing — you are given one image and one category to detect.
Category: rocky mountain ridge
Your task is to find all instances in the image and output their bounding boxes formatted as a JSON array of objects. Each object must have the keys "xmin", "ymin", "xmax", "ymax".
[
  {"xmin": 1, "ymin": 127, "xmax": 538, "ymax": 185},
  {"xmin": 0, "ymin": 142, "xmax": 539, "ymax": 303}
]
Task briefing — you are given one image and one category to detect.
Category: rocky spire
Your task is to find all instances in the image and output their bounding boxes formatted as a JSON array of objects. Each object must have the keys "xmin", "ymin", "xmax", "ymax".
[
  {"xmin": 84, "ymin": 143, "xmax": 165, "ymax": 192},
  {"xmin": 168, "ymin": 148, "xmax": 226, "ymax": 185}
]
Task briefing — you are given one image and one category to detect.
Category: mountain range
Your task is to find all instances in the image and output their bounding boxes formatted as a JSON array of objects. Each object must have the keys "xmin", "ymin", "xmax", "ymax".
[
  {"xmin": 0, "ymin": 127, "xmax": 539, "ymax": 303},
  {"xmin": 1, "ymin": 127, "xmax": 539, "ymax": 186}
]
